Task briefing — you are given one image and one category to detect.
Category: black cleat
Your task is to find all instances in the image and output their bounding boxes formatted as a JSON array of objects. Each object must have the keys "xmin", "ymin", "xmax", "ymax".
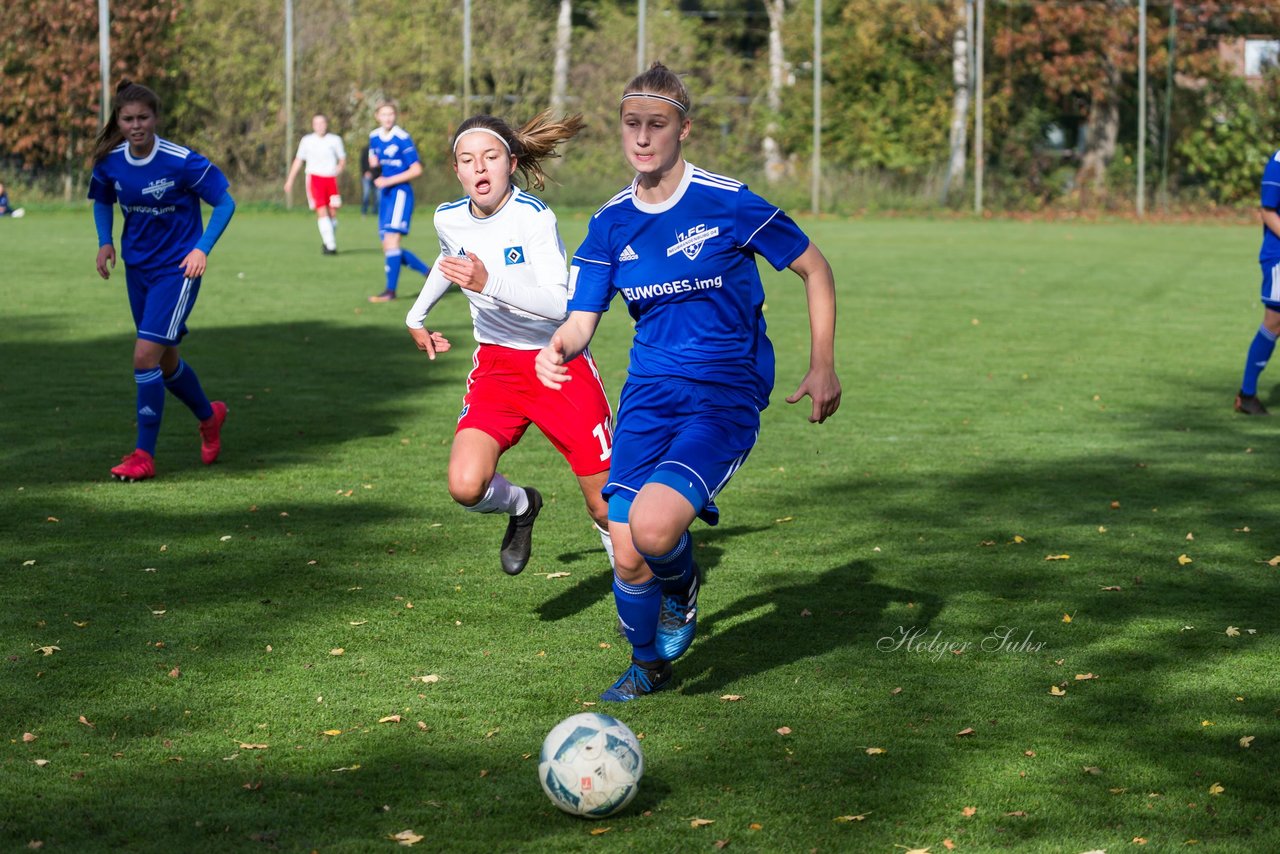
[
  {"xmin": 1235, "ymin": 393, "xmax": 1269, "ymax": 416},
  {"xmin": 500, "ymin": 487, "xmax": 542, "ymax": 575},
  {"xmin": 322, "ymin": 246, "xmax": 338, "ymax": 256},
  {"xmin": 601, "ymin": 657, "xmax": 673, "ymax": 702}
]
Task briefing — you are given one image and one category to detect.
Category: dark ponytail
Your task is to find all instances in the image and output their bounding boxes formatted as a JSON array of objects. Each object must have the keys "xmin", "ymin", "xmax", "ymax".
[{"xmin": 92, "ymin": 79, "xmax": 162, "ymax": 163}]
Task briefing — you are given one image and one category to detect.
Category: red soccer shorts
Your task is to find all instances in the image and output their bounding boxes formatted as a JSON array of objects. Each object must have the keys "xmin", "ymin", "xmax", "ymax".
[
  {"xmin": 306, "ymin": 174, "xmax": 340, "ymax": 211},
  {"xmin": 457, "ymin": 345, "xmax": 614, "ymax": 476}
]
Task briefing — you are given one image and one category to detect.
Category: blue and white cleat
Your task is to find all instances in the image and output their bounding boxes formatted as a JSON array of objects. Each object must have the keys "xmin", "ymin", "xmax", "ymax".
[
  {"xmin": 655, "ymin": 562, "xmax": 701, "ymax": 661},
  {"xmin": 600, "ymin": 658, "xmax": 672, "ymax": 702}
]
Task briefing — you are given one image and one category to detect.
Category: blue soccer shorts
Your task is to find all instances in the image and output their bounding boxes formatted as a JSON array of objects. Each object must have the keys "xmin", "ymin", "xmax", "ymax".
[
  {"xmin": 605, "ymin": 380, "xmax": 761, "ymax": 527},
  {"xmin": 378, "ymin": 186, "xmax": 414, "ymax": 236},
  {"xmin": 1261, "ymin": 258, "xmax": 1280, "ymax": 310},
  {"xmin": 125, "ymin": 265, "xmax": 200, "ymax": 346}
]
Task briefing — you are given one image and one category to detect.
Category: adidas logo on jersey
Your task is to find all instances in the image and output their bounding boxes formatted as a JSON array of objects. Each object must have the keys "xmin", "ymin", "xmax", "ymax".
[{"xmin": 618, "ymin": 245, "xmax": 639, "ymax": 262}]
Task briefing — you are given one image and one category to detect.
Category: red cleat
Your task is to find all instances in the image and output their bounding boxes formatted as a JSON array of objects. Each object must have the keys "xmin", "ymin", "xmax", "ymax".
[
  {"xmin": 200, "ymin": 400, "xmax": 228, "ymax": 465},
  {"xmin": 111, "ymin": 449, "xmax": 155, "ymax": 482}
]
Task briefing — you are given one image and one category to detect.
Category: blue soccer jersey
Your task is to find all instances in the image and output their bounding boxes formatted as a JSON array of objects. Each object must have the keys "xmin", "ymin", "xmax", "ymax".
[
  {"xmin": 368, "ymin": 125, "xmax": 419, "ymax": 179},
  {"xmin": 567, "ymin": 162, "xmax": 810, "ymax": 408},
  {"xmin": 1261, "ymin": 150, "xmax": 1280, "ymax": 262},
  {"xmin": 88, "ymin": 138, "xmax": 229, "ymax": 270}
]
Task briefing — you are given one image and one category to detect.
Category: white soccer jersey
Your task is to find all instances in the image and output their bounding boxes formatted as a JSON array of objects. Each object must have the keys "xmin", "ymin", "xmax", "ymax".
[
  {"xmin": 406, "ymin": 187, "xmax": 569, "ymax": 350},
  {"xmin": 295, "ymin": 132, "xmax": 346, "ymax": 177}
]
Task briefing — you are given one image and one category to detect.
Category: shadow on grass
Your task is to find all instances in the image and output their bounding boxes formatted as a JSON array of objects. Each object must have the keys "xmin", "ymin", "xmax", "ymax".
[{"xmin": 0, "ymin": 316, "xmax": 465, "ymax": 483}]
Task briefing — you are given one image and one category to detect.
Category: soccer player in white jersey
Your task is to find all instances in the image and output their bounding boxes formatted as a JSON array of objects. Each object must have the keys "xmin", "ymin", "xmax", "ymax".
[
  {"xmin": 536, "ymin": 63, "xmax": 842, "ymax": 701},
  {"xmin": 405, "ymin": 112, "xmax": 624, "ymax": 577},
  {"xmin": 88, "ymin": 79, "xmax": 236, "ymax": 482},
  {"xmin": 368, "ymin": 101, "xmax": 431, "ymax": 302},
  {"xmin": 1234, "ymin": 148, "xmax": 1280, "ymax": 415},
  {"xmin": 284, "ymin": 113, "xmax": 346, "ymax": 255}
]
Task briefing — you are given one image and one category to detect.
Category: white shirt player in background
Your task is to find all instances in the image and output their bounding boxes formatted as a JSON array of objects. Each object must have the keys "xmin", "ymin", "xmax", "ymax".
[
  {"xmin": 405, "ymin": 111, "xmax": 627, "ymax": 579},
  {"xmin": 284, "ymin": 113, "xmax": 346, "ymax": 255}
]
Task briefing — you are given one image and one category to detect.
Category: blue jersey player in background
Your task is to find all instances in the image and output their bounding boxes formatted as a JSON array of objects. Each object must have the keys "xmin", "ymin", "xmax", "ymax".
[
  {"xmin": 89, "ymin": 79, "xmax": 236, "ymax": 482},
  {"xmin": 1234, "ymin": 148, "xmax": 1280, "ymax": 415},
  {"xmin": 536, "ymin": 63, "xmax": 842, "ymax": 701},
  {"xmin": 367, "ymin": 101, "xmax": 431, "ymax": 303}
]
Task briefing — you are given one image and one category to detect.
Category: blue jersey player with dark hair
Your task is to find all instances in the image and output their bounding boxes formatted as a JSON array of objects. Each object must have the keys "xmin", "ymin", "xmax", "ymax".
[
  {"xmin": 1234, "ymin": 149, "xmax": 1280, "ymax": 415},
  {"xmin": 89, "ymin": 78, "xmax": 236, "ymax": 482},
  {"xmin": 535, "ymin": 63, "xmax": 842, "ymax": 701},
  {"xmin": 367, "ymin": 101, "xmax": 431, "ymax": 303}
]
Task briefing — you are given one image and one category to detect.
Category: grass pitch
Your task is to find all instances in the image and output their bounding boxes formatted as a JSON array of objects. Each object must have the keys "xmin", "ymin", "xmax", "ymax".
[{"xmin": 1, "ymin": 209, "xmax": 1278, "ymax": 852}]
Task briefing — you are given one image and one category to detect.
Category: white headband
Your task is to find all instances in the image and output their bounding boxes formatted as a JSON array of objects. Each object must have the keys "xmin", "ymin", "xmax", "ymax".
[
  {"xmin": 620, "ymin": 92, "xmax": 689, "ymax": 114},
  {"xmin": 453, "ymin": 127, "xmax": 510, "ymax": 154}
]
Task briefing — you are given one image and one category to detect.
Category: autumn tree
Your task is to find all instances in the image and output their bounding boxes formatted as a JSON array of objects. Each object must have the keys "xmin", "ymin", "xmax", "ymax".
[{"xmin": 0, "ymin": 1, "xmax": 181, "ymax": 193}]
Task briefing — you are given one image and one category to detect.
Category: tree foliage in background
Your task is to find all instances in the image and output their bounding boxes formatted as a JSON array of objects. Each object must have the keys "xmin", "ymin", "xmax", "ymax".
[
  {"xmin": 5, "ymin": 0, "xmax": 1280, "ymax": 211},
  {"xmin": 0, "ymin": 1, "xmax": 180, "ymax": 184},
  {"xmin": 1177, "ymin": 71, "xmax": 1280, "ymax": 205}
]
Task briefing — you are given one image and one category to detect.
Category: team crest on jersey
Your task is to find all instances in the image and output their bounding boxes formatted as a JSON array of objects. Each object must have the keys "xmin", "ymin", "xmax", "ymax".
[
  {"xmin": 383, "ymin": 144, "xmax": 400, "ymax": 158},
  {"xmin": 666, "ymin": 223, "xmax": 719, "ymax": 260},
  {"xmin": 142, "ymin": 178, "xmax": 176, "ymax": 200},
  {"xmin": 504, "ymin": 246, "xmax": 525, "ymax": 265},
  {"xmin": 618, "ymin": 245, "xmax": 639, "ymax": 262}
]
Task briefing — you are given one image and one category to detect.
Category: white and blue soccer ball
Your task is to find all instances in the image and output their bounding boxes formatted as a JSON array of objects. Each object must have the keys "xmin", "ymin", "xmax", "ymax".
[{"xmin": 538, "ymin": 712, "xmax": 644, "ymax": 818}]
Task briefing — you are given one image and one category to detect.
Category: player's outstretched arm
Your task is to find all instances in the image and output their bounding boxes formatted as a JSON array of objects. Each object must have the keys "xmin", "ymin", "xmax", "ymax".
[
  {"xmin": 784, "ymin": 242, "xmax": 842, "ymax": 424},
  {"xmin": 535, "ymin": 310, "xmax": 601, "ymax": 389}
]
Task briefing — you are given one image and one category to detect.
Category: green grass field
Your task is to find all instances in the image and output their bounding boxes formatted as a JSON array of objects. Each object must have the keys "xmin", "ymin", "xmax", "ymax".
[{"xmin": 2, "ymin": 209, "xmax": 1278, "ymax": 853}]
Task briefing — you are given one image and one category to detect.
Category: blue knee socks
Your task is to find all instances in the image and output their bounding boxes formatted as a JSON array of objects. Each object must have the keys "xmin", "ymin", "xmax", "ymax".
[
  {"xmin": 613, "ymin": 575, "xmax": 661, "ymax": 662},
  {"xmin": 641, "ymin": 531, "xmax": 695, "ymax": 593},
  {"xmin": 1241, "ymin": 325, "xmax": 1278, "ymax": 397},
  {"xmin": 163, "ymin": 360, "xmax": 213, "ymax": 421},
  {"xmin": 134, "ymin": 368, "xmax": 166, "ymax": 455}
]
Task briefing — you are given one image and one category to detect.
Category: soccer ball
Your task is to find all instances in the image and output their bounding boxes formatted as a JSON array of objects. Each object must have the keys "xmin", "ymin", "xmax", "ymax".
[{"xmin": 538, "ymin": 712, "xmax": 644, "ymax": 818}]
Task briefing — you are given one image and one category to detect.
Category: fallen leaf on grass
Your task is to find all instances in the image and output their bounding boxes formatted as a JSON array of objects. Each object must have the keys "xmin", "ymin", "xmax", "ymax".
[
  {"xmin": 77, "ymin": 716, "xmax": 94, "ymax": 728},
  {"xmin": 689, "ymin": 818, "xmax": 715, "ymax": 828},
  {"xmin": 1045, "ymin": 554, "xmax": 1070, "ymax": 561},
  {"xmin": 35, "ymin": 646, "xmax": 59, "ymax": 657},
  {"xmin": 956, "ymin": 728, "xmax": 975, "ymax": 737},
  {"xmin": 321, "ymin": 730, "xmax": 341, "ymax": 737},
  {"xmin": 219, "ymin": 535, "xmax": 232, "ymax": 542},
  {"xmin": 416, "ymin": 674, "xmax": 440, "ymax": 684},
  {"xmin": 890, "ymin": 687, "xmax": 903, "ymax": 696},
  {"xmin": 943, "ymin": 840, "xmax": 956, "ymax": 851},
  {"xmin": 748, "ymin": 823, "xmax": 763, "ymax": 830},
  {"xmin": 1075, "ymin": 673, "xmax": 1098, "ymax": 681},
  {"xmin": 1082, "ymin": 766, "xmax": 1102, "ymax": 775},
  {"xmin": 22, "ymin": 560, "xmax": 36, "ymax": 566},
  {"xmin": 774, "ymin": 516, "xmax": 794, "ymax": 524},
  {"xmin": 1266, "ymin": 556, "xmax": 1280, "ymax": 566},
  {"xmin": 864, "ymin": 747, "xmax": 886, "ymax": 755},
  {"xmin": 168, "ymin": 667, "xmax": 180, "ymax": 679},
  {"xmin": 332, "ymin": 765, "xmax": 360, "ymax": 772},
  {"xmin": 1062, "ymin": 614, "xmax": 1073, "ymax": 623},
  {"xmin": 1178, "ymin": 555, "xmax": 1193, "ymax": 566},
  {"xmin": 833, "ymin": 813, "xmax": 870, "ymax": 822},
  {"xmin": 1133, "ymin": 838, "xmax": 1148, "ymax": 845},
  {"xmin": 349, "ymin": 620, "xmax": 367, "ymax": 626},
  {"xmin": 1208, "ymin": 783, "xmax": 1224, "ymax": 795},
  {"xmin": 1240, "ymin": 736, "xmax": 1255, "ymax": 748},
  {"xmin": 22, "ymin": 733, "xmax": 36, "ymax": 743},
  {"xmin": 330, "ymin": 648, "xmax": 344, "ymax": 656},
  {"xmin": 545, "ymin": 572, "xmax": 571, "ymax": 579},
  {"xmin": 238, "ymin": 743, "xmax": 268, "ymax": 750},
  {"xmin": 776, "ymin": 727, "xmax": 792, "ymax": 736},
  {"xmin": 589, "ymin": 827, "xmax": 611, "ymax": 836},
  {"xmin": 1100, "ymin": 586, "xmax": 1122, "ymax": 591},
  {"xmin": 1201, "ymin": 720, "xmax": 1214, "ymax": 727},
  {"xmin": 1012, "ymin": 535, "xmax": 1027, "ymax": 543},
  {"xmin": 1049, "ymin": 686, "xmax": 1066, "ymax": 696},
  {"xmin": 378, "ymin": 715, "xmax": 402, "ymax": 724},
  {"xmin": 390, "ymin": 830, "xmax": 423, "ymax": 846},
  {"xmin": 73, "ymin": 621, "xmax": 89, "ymax": 628},
  {"xmin": 720, "ymin": 695, "xmax": 743, "ymax": 702},
  {"xmin": 1225, "ymin": 627, "xmax": 1240, "ymax": 637},
  {"xmin": 961, "ymin": 806, "xmax": 977, "ymax": 817}
]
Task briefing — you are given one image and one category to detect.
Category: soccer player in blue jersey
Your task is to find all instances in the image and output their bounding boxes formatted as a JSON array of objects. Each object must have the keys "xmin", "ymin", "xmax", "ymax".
[
  {"xmin": 1235, "ymin": 148, "xmax": 1280, "ymax": 415},
  {"xmin": 89, "ymin": 79, "xmax": 236, "ymax": 482},
  {"xmin": 368, "ymin": 101, "xmax": 431, "ymax": 302},
  {"xmin": 535, "ymin": 63, "xmax": 842, "ymax": 701}
]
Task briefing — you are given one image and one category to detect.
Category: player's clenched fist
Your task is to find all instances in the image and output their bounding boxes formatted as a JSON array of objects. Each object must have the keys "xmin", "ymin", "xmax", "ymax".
[{"xmin": 535, "ymin": 334, "xmax": 572, "ymax": 389}]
